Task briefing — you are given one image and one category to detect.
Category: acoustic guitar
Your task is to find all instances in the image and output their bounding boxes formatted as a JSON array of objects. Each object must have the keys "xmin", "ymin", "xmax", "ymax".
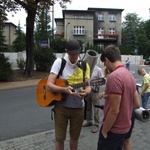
[{"xmin": 36, "ymin": 78, "xmax": 105, "ymax": 107}]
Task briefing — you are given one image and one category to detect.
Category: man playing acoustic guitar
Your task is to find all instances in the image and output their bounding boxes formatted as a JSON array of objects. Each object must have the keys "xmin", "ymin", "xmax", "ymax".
[{"xmin": 46, "ymin": 40, "xmax": 91, "ymax": 150}]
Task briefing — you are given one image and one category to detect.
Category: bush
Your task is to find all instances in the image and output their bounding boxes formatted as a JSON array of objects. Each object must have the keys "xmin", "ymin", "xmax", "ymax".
[
  {"xmin": 0, "ymin": 54, "xmax": 13, "ymax": 81},
  {"xmin": 16, "ymin": 58, "xmax": 25, "ymax": 70},
  {"xmin": 34, "ymin": 47, "xmax": 56, "ymax": 72}
]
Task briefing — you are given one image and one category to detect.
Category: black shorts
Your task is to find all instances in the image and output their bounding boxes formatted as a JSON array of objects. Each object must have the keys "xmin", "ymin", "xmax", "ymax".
[{"xmin": 124, "ymin": 111, "xmax": 135, "ymax": 139}]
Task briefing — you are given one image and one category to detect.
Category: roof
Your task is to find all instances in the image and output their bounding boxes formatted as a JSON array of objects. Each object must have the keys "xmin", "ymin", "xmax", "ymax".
[
  {"xmin": 4, "ymin": 22, "xmax": 17, "ymax": 27},
  {"xmin": 88, "ymin": 7, "xmax": 124, "ymax": 12},
  {"xmin": 62, "ymin": 9, "xmax": 95, "ymax": 18}
]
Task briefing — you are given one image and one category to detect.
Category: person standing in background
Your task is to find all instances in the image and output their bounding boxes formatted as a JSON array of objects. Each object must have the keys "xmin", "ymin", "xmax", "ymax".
[
  {"xmin": 125, "ymin": 57, "xmax": 130, "ymax": 71},
  {"xmin": 82, "ymin": 65, "xmax": 104, "ymax": 133},
  {"xmin": 137, "ymin": 67, "xmax": 150, "ymax": 109}
]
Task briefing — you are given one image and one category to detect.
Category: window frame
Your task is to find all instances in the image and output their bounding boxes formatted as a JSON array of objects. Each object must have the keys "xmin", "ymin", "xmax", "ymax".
[
  {"xmin": 98, "ymin": 14, "xmax": 104, "ymax": 21},
  {"xmin": 109, "ymin": 14, "xmax": 116, "ymax": 22},
  {"xmin": 73, "ymin": 26, "xmax": 85, "ymax": 35}
]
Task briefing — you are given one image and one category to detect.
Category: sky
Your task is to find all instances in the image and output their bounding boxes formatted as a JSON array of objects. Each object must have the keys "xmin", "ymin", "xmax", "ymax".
[{"xmin": 7, "ymin": 0, "xmax": 150, "ymax": 32}]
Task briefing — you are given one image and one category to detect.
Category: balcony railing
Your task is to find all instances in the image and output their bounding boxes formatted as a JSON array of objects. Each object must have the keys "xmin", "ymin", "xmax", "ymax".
[
  {"xmin": 55, "ymin": 34, "xmax": 64, "ymax": 38},
  {"xmin": 96, "ymin": 34, "xmax": 119, "ymax": 39}
]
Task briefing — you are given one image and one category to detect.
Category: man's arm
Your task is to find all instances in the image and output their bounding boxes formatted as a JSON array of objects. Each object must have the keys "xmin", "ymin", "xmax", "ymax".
[
  {"xmin": 46, "ymin": 73, "xmax": 75, "ymax": 94},
  {"xmin": 102, "ymin": 94, "xmax": 121, "ymax": 138},
  {"xmin": 77, "ymin": 78, "xmax": 91, "ymax": 98},
  {"xmin": 133, "ymin": 90, "xmax": 140, "ymax": 109}
]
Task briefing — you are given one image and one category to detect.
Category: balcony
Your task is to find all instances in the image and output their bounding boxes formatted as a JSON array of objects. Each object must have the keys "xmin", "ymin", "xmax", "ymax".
[{"xmin": 94, "ymin": 34, "xmax": 119, "ymax": 41}]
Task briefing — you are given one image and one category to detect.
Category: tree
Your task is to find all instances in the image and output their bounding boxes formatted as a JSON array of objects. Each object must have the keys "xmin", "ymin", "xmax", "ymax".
[
  {"xmin": 143, "ymin": 20, "xmax": 150, "ymax": 57},
  {"xmin": 0, "ymin": 2, "xmax": 7, "ymax": 25},
  {"xmin": 12, "ymin": 21, "xmax": 26, "ymax": 52},
  {"xmin": 2, "ymin": 0, "xmax": 71, "ymax": 76},
  {"xmin": 34, "ymin": 8, "xmax": 52, "ymax": 48},
  {"xmin": 122, "ymin": 13, "xmax": 141, "ymax": 51},
  {"xmin": 122, "ymin": 13, "xmax": 150, "ymax": 56},
  {"xmin": 0, "ymin": 25, "xmax": 7, "ymax": 52},
  {"xmin": 0, "ymin": 2, "xmax": 8, "ymax": 52}
]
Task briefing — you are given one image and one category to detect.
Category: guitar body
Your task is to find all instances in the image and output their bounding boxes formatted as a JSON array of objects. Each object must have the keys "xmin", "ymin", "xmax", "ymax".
[
  {"xmin": 36, "ymin": 78, "xmax": 67, "ymax": 107},
  {"xmin": 36, "ymin": 77, "xmax": 105, "ymax": 107}
]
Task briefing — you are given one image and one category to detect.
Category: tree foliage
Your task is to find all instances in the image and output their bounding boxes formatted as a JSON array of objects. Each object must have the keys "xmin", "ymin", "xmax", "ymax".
[
  {"xmin": 34, "ymin": 8, "xmax": 52, "ymax": 48},
  {"xmin": 122, "ymin": 13, "xmax": 150, "ymax": 57},
  {"xmin": 0, "ymin": 54, "xmax": 13, "ymax": 81},
  {"xmin": 2, "ymin": 0, "xmax": 71, "ymax": 76},
  {"xmin": 0, "ymin": 25, "xmax": 7, "ymax": 52},
  {"xmin": 12, "ymin": 21, "xmax": 26, "ymax": 52},
  {"xmin": 122, "ymin": 13, "xmax": 141, "ymax": 49},
  {"xmin": 0, "ymin": 2, "xmax": 8, "ymax": 25}
]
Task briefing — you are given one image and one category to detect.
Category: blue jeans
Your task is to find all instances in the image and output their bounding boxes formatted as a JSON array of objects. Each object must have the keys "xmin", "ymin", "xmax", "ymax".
[
  {"xmin": 141, "ymin": 92, "xmax": 150, "ymax": 109},
  {"xmin": 126, "ymin": 64, "xmax": 130, "ymax": 70}
]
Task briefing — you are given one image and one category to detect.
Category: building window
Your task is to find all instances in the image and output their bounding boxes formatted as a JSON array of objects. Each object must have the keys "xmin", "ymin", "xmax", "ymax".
[
  {"xmin": 98, "ymin": 28, "xmax": 104, "ymax": 39},
  {"xmin": 74, "ymin": 15, "xmax": 84, "ymax": 18},
  {"xmin": 98, "ymin": 43, "xmax": 104, "ymax": 49},
  {"xmin": 98, "ymin": 14, "xmax": 104, "ymax": 21},
  {"xmin": 109, "ymin": 14, "xmax": 116, "ymax": 21},
  {"xmin": 73, "ymin": 26, "xmax": 85, "ymax": 35},
  {"xmin": 109, "ymin": 28, "xmax": 115, "ymax": 34}
]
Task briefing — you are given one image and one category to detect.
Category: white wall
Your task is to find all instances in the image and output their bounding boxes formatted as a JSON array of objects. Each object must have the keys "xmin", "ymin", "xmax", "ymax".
[{"xmin": 2, "ymin": 52, "xmax": 143, "ymax": 70}]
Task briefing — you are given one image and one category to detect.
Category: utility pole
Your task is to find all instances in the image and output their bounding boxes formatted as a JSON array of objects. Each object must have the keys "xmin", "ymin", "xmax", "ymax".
[
  {"xmin": 66, "ymin": 22, "xmax": 70, "ymax": 40},
  {"xmin": 51, "ymin": 4, "xmax": 55, "ymax": 54}
]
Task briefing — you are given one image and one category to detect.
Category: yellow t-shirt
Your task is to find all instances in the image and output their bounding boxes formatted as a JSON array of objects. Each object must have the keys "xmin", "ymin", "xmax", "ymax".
[{"xmin": 142, "ymin": 73, "xmax": 150, "ymax": 93}]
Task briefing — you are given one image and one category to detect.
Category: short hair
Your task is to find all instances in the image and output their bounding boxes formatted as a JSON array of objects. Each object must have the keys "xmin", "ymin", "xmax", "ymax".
[
  {"xmin": 137, "ymin": 67, "xmax": 145, "ymax": 75},
  {"xmin": 100, "ymin": 45, "xmax": 121, "ymax": 63}
]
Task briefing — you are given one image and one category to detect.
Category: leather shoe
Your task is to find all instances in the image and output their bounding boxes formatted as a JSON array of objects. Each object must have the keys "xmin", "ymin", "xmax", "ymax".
[
  {"xmin": 91, "ymin": 125, "xmax": 99, "ymax": 133},
  {"xmin": 82, "ymin": 122, "xmax": 93, "ymax": 127}
]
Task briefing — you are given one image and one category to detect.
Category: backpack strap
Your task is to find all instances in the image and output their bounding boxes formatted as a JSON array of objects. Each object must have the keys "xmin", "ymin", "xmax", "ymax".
[
  {"xmin": 57, "ymin": 58, "xmax": 66, "ymax": 78},
  {"xmin": 81, "ymin": 61, "xmax": 86, "ymax": 81}
]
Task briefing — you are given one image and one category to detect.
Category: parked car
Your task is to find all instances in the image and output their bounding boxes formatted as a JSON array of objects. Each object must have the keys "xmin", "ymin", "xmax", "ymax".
[{"xmin": 144, "ymin": 57, "xmax": 150, "ymax": 65}]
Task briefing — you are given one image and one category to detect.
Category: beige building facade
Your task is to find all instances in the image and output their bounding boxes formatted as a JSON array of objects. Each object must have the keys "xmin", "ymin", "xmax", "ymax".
[
  {"xmin": 55, "ymin": 7, "xmax": 124, "ymax": 49},
  {"xmin": 3, "ymin": 22, "xmax": 17, "ymax": 46}
]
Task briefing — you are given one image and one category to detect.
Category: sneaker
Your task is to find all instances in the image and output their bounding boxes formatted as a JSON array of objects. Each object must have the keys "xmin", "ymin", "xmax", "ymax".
[
  {"xmin": 82, "ymin": 122, "xmax": 93, "ymax": 127},
  {"xmin": 91, "ymin": 125, "xmax": 99, "ymax": 133}
]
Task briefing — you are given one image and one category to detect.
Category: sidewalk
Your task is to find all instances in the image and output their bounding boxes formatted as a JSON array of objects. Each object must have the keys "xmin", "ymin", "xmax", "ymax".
[
  {"xmin": 0, "ymin": 79, "xmax": 40, "ymax": 90},
  {"xmin": 0, "ymin": 80, "xmax": 150, "ymax": 150}
]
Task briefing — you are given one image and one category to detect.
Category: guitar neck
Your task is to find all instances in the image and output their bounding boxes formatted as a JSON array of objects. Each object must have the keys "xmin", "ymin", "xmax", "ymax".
[
  {"xmin": 71, "ymin": 81, "xmax": 89, "ymax": 89},
  {"xmin": 70, "ymin": 78, "xmax": 105, "ymax": 89}
]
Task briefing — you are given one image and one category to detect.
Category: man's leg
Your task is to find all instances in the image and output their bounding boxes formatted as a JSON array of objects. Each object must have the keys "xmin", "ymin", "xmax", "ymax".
[
  {"xmin": 97, "ymin": 126, "xmax": 127, "ymax": 150},
  {"xmin": 56, "ymin": 141, "xmax": 64, "ymax": 150},
  {"xmin": 70, "ymin": 108, "xmax": 84, "ymax": 150},
  {"xmin": 83, "ymin": 94, "xmax": 93, "ymax": 126},
  {"xmin": 123, "ymin": 111, "xmax": 135, "ymax": 150},
  {"xmin": 91, "ymin": 93, "xmax": 100, "ymax": 133},
  {"xmin": 70, "ymin": 138, "xmax": 78, "ymax": 150},
  {"xmin": 54, "ymin": 106, "xmax": 68, "ymax": 150},
  {"xmin": 141, "ymin": 94, "xmax": 149, "ymax": 109},
  {"xmin": 123, "ymin": 138, "xmax": 132, "ymax": 150}
]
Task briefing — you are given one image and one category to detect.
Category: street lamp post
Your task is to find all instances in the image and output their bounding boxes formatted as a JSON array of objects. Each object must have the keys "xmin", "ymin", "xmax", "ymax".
[{"xmin": 66, "ymin": 22, "xmax": 70, "ymax": 40}]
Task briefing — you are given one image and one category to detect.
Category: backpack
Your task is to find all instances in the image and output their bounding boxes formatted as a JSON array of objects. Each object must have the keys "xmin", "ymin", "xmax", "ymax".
[{"xmin": 57, "ymin": 58, "xmax": 87, "ymax": 80}]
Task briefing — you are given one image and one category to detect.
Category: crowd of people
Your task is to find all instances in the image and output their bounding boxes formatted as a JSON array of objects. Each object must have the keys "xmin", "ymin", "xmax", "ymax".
[{"xmin": 46, "ymin": 39, "xmax": 150, "ymax": 150}]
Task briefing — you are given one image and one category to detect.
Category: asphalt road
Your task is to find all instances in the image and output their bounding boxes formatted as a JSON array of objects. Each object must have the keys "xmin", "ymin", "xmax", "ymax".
[
  {"xmin": 0, "ymin": 64, "xmax": 149, "ymax": 142},
  {"xmin": 0, "ymin": 86, "xmax": 54, "ymax": 141}
]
